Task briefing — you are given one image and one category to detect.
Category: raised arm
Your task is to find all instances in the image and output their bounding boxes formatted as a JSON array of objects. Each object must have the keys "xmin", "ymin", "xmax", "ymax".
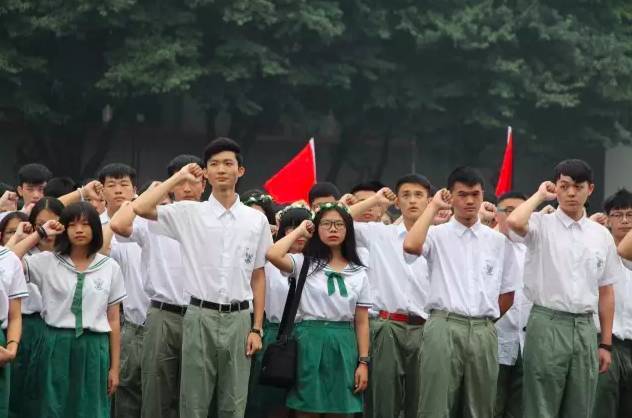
[
  {"xmin": 110, "ymin": 201, "xmax": 136, "ymax": 238},
  {"xmin": 507, "ymin": 181, "xmax": 556, "ymax": 237},
  {"xmin": 403, "ymin": 189, "xmax": 451, "ymax": 255},
  {"xmin": 8, "ymin": 220, "xmax": 64, "ymax": 259},
  {"xmin": 58, "ymin": 180, "xmax": 103, "ymax": 207},
  {"xmin": 133, "ymin": 163, "xmax": 203, "ymax": 221},
  {"xmin": 266, "ymin": 220, "xmax": 314, "ymax": 273},
  {"xmin": 348, "ymin": 187, "xmax": 396, "ymax": 221}
]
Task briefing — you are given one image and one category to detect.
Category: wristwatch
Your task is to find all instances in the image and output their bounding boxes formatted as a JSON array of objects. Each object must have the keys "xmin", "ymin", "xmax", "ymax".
[
  {"xmin": 358, "ymin": 356, "xmax": 371, "ymax": 366},
  {"xmin": 599, "ymin": 343, "xmax": 612, "ymax": 352},
  {"xmin": 250, "ymin": 328, "xmax": 264, "ymax": 338}
]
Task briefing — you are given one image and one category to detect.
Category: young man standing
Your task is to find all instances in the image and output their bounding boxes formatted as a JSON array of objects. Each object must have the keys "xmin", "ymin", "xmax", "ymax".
[
  {"xmin": 591, "ymin": 189, "xmax": 632, "ymax": 418},
  {"xmin": 506, "ymin": 159, "xmax": 620, "ymax": 417},
  {"xmin": 404, "ymin": 166, "xmax": 518, "ymax": 417},
  {"xmin": 493, "ymin": 191, "xmax": 531, "ymax": 418},
  {"xmin": 349, "ymin": 181, "xmax": 386, "ymax": 223},
  {"xmin": 16, "ymin": 163, "xmax": 52, "ymax": 208},
  {"xmin": 110, "ymin": 155, "xmax": 205, "ymax": 418},
  {"xmin": 348, "ymin": 174, "xmax": 432, "ymax": 418},
  {"xmin": 98, "ymin": 163, "xmax": 149, "ymax": 418},
  {"xmin": 133, "ymin": 138, "xmax": 272, "ymax": 418}
]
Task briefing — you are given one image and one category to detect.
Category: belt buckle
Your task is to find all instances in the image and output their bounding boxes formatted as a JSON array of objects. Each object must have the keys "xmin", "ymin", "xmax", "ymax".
[{"xmin": 219, "ymin": 303, "xmax": 232, "ymax": 313}]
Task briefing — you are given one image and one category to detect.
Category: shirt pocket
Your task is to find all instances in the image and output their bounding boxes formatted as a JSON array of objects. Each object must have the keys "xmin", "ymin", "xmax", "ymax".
[{"xmin": 585, "ymin": 248, "xmax": 606, "ymax": 280}]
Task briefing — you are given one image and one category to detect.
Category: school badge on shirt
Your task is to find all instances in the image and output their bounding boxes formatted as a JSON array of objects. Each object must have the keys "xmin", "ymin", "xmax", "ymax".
[
  {"xmin": 93, "ymin": 277, "xmax": 105, "ymax": 291},
  {"xmin": 484, "ymin": 260, "xmax": 495, "ymax": 277},
  {"xmin": 244, "ymin": 249, "xmax": 254, "ymax": 265}
]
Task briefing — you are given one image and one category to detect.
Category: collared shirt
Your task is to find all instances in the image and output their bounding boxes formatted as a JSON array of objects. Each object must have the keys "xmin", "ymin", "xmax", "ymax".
[
  {"xmin": 509, "ymin": 208, "xmax": 621, "ymax": 313},
  {"xmin": 264, "ymin": 263, "xmax": 290, "ymax": 323},
  {"xmin": 286, "ymin": 254, "xmax": 372, "ymax": 322},
  {"xmin": 408, "ymin": 217, "xmax": 519, "ymax": 318},
  {"xmin": 154, "ymin": 193, "xmax": 273, "ymax": 303},
  {"xmin": 24, "ymin": 252, "xmax": 126, "ymax": 332},
  {"xmin": 0, "ymin": 247, "xmax": 28, "ymax": 329},
  {"xmin": 355, "ymin": 222, "xmax": 429, "ymax": 318},
  {"xmin": 103, "ymin": 212, "xmax": 150, "ymax": 325},
  {"xmin": 494, "ymin": 243, "xmax": 532, "ymax": 366},
  {"xmin": 594, "ymin": 257, "xmax": 632, "ymax": 341},
  {"xmin": 22, "ymin": 247, "xmax": 43, "ymax": 314},
  {"xmin": 116, "ymin": 217, "xmax": 187, "ymax": 306}
]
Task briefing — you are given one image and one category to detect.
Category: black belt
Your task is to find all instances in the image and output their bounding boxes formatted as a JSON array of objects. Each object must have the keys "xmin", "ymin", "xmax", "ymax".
[
  {"xmin": 190, "ymin": 297, "xmax": 249, "ymax": 313},
  {"xmin": 151, "ymin": 300, "xmax": 187, "ymax": 316}
]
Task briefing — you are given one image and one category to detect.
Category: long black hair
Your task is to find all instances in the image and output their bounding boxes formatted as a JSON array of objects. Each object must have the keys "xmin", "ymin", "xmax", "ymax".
[
  {"xmin": 55, "ymin": 202, "xmax": 103, "ymax": 257},
  {"xmin": 303, "ymin": 204, "xmax": 364, "ymax": 274},
  {"xmin": 29, "ymin": 197, "xmax": 64, "ymax": 226}
]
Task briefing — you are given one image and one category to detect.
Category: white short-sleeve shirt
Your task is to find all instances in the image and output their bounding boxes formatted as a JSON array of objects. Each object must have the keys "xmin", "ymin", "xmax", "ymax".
[
  {"xmin": 355, "ymin": 222, "xmax": 429, "ymax": 318},
  {"xmin": 409, "ymin": 217, "xmax": 519, "ymax": 318},
  {"xmin": 494, "ymin": 243, "xmax": 532, "ymax": 366},
  {"xmin": 24, "ymin": 252, "xmax": 127, "ymax": 332},
  {"xmin": 264, "ymin": 262, "xmax": 290, "ymax": 323},
  {"xmin": 117, "ymin": 216, "xmax": 187, "ymax": 306},
  {"xmin": 153, "ymin": 194, "xmax": 273, "ymax": 303},
  {"xmin": 22, "ymin": 247, "xmax": 43, "ymax": 315},
  {"xmin": 0, "ymin": 247, "xmax": 28, "ymax": 329},
  {"xmin": 509, "ymin": 208, "xmax": 621, "ymax": 313},
  {"xmin": 286, "ymin": 254, "xmax": 371, "ymax": 322},
  {"xmin": 594, "ymin": 257, "xmax": 632, "ymax": 341}
]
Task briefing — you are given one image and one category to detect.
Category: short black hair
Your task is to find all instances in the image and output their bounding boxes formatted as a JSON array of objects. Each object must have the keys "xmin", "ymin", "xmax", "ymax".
[
  {"xmin": 17, "ymin": 163, "xmax": 52, "ymax": 186},
  {"xmin": 203, "ymin": 137, "xmax": 243, "ymax": 167},
  {"xmin": 0, "ymin": 182, "xmax": 14, "ymax": 196},
  {"xmin": 29, "ymin": 197, "xmax": 65, "ymax": 226},
  {"xmin": 554, "ymin": 159, "xmax": 593, "ymax": 184},
  {"xmin": 604, "ymin": 188, "xmax": 632, "ymax": 214},
  {"xmin": 44, "ymin": 177, "xmax": 78, "ymax": 198},
  {"xmin": 96, "ymin": 163, "xmax": 137, "ymax": 186},
  {"xmin": 308, "ymin": 182, "xmax": 341, "ymax": 206},
  {"xmin": 350, "ymin": 181, "xmax": 385, "ymax": 195},
  {"xmin": 395, "ymin": 174, "xmax": 434, "ymax": 195},
  {"xmin": 276, "ymin": 207, "xmax": 313, "ymax": 241},
  {"xmin": 0, "ymin": 211, "xmax": 29, "ymax": 240},
  {"xmin": 55, "ymin": 202, "xmax": 103, "ymax": 257},
  {"xmin": 447, "ymin": 166, "xmax": 485, "ymax": 190},
  {"xmin": 167, "ymin": 154, "xmax": 204, "ymax": 177},
  {"xmin": 497, "ymin": 191, "xmax": 528, "ymax": 206}
]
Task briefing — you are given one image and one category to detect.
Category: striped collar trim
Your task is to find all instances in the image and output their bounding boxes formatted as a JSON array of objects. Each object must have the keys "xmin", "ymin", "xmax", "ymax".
[{"xmin": 54, "ymin": 253, "xmax": 111, "ymax": 274}]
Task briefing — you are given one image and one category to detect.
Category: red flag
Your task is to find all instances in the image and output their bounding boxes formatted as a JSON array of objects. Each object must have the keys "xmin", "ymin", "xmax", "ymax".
[
  {"xmin": 495, "ymin": 127, "xmax": 513, "ymax": 197},
  {"xmin": 264, "ymin": 138, "xmax": 317, "ymax": 204}
]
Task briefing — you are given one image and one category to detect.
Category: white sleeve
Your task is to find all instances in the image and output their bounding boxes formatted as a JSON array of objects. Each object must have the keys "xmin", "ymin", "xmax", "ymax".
[
  {"xmin": 508, "ymin": 212, "xmax": 542, "ymax": 246},
  {"xmin": 23, "ymin": 252, "xmax": 50, "ymax": 287},
  {"xmin": 500, "ymin": 238, "xmax": 520, "ymax": 294},
  {"xmin": 356, "ymin": 273, "xmax": 372, "ymax": 308},
  {"xmin": 404, "ymin": 226, "xmax": 435, "ymax": 264},
  {"xmin": 108, "ymin": 262, "xmax": 127, "ymax": 306},
  {"xmin": 353, "ymin": 222, "xmax": 376, "ymax": 249},
  {"xmin": 286, "ymin": 253, "xmax": 306, "ymax": 278},
  {"xmin": 600, "ymin": 234, "xmax": 622, "ymax": 287},
  {"xmin": 254, "ymin": 216, "xmax": 273, "ymax": 270},
  {"xmin": 623, "ymin": 258, "xmax": 632, "ymax": 272},
  {"xmin": 7, "ymin": 254, "xmax": 27, "ymax": 299},
  {"xmin": 155, "ymin": 202, "xmax": 192, "ymax": 241},
  {"xmin": 117, "ymin": 218, "xmax": 149, "ymax": 247}
]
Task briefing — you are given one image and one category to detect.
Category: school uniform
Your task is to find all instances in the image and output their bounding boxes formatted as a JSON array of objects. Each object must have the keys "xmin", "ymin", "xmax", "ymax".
[
  {"xmin": 24, "ymin": 251, "xmax": 126, "ymax": 418},
  {"xmin": 281, "ymin": 253, "xmax": 371, "ymax": 414},
  {"xmin": 9, "ymin": 247, "xmax": 47, "ymax": 418},
  {"xmin": 103, "ymin": 211, "xmax": 149, "ymax": 418},
  {"xmin": 0, "ymin": 247, "xmax": 28, "ymax": 418},
  {"xmin": 116, "ymin": 216, "xmax": 186, "ymax": 418},
  {"xmin": 353, "ymin": 222, "xmax": 428, "ymax": 418},
  {"xmin": 245, "ymin": 262, "xmax": 290, "ymax": 418},
  {"xmin": 494, "ymin": 242, "xmax": 531, "ymax": 418},
  {"xmin": 153, "ymin": 194, "xmax": 273, "ymax": 418},
  {"xmin": 509, "ymin": 208, "xmax": 621, "ymax": 418},
  {"xmin": 592, "ymin": 258, "xmax": 632, "ymax": 418},
  {"xmin": 407, "ymin": 217, "xmax": 519, "ymax": 418}
]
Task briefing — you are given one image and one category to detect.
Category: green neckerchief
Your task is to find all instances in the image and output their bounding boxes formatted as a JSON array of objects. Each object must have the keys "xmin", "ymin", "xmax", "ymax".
[
  {"xmin": 70, "ymin": 272, "xmax": 85, "ymax": 337},
  {"xmin": 325, "ymin": 271, "xmax": 348, "ymax": 298}
]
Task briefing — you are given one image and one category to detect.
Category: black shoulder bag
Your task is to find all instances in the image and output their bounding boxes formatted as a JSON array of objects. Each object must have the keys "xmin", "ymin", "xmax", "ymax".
[{"xmin": 259, "ymin": 256, "xmax": 310, "ymax": 388}]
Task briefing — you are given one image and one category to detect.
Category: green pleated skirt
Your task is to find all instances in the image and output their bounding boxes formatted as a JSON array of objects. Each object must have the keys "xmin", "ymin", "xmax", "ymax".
[
  {"xmin": 9, "ymin": 313, "xmax": 46, "ymax": 418},
  {"xmin": 37, "ymin": 326, "xmax": 110, "ymax": 418},
  {"xmin": 286, "ymin": 320, "xmax": 362, "ymax": 414},
  {"xmin": 0, "ymin": 331, "xmax": 9, "ymax": 418}
]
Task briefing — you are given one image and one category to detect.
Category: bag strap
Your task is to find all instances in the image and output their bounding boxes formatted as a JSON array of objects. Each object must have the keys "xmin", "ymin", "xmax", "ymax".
[{"xmin": 277, "ymin": 255, "xmax": 311, "ymax": 342}]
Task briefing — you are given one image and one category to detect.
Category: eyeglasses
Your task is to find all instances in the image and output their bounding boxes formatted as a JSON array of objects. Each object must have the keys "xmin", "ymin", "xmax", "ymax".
[
  {"xmin": 609, "ymin": 212, "xmax": 632, "ymax": 221},
  {"xmin": 497, "ymin": 207, "xmax": 515, "ymax": 214},
  {"xmin": 319, "ymin": 220, "xmax": 346, "ymax": 230}
]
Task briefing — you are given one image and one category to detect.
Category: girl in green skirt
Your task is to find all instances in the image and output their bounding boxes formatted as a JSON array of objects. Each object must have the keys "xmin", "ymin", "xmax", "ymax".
[
  {"xmin": 0, "ymin": 246, "xmax": 29, "ymax": 418},
  {"xmin": 246, "ymin": 205, "xmax": 313, "ymax": 418},
  {"xmin": 267, "ymin": 202, "xmax": 371, "ymax": 418},
  {"xmin": 11, "ymin": 202, "xmax": 126, "ymax": 418},
  {"xmin": 4, "ymin": 197, "xmax": 64, "ymax": 418}
]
